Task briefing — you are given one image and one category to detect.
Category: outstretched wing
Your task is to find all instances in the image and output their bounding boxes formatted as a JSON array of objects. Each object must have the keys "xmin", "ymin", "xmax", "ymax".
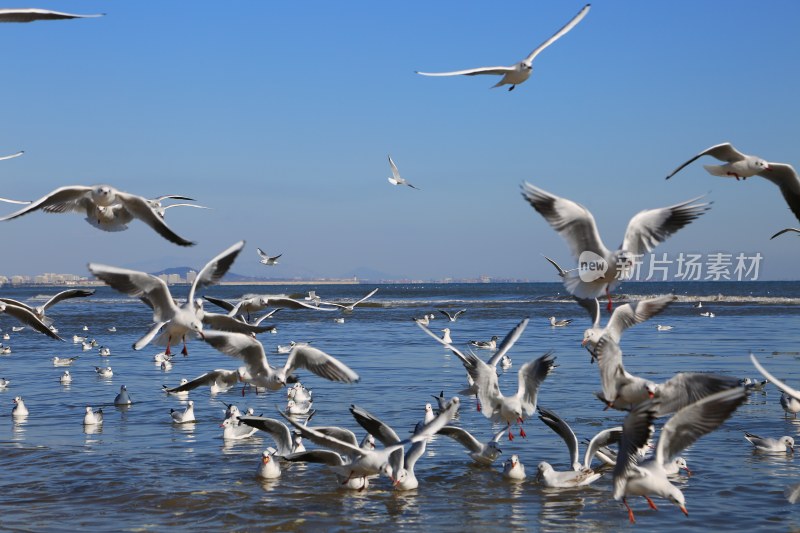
[
  {"xmin": 665, "ymin": 142, "xmax": 746, "ymax": 179},
  {"xmin": 416, "ymin": 66, "xmax": 515, "ymax": 77},
  {"xmin": 525, "ymin": 3, "xmax": 591, "ymax": 64}
]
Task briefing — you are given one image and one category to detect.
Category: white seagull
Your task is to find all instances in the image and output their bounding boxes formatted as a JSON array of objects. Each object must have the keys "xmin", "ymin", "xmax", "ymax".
[
  {"xmin": 437, "ymin": 425, "xmax": 506, "ymax": 465},
  {"xmin": 281, "ymin": 397, "xmax": 459, "ymax": 487},
  {"xmin": 170, "ymin": 401, "xmax": 195, "ymax": 423},
  {"xmin": 416, "ymin": 4, "xmax": 590, "ymax": 91},
  {"xmin": 53, "ymin": 356, "xmax": 78, "ymax": 366},
  {"xmin": 594, "ymin": 334, "xmax": 740, "ymax": 414},
  {"xmin": 751, "ymin": 353, "xmax": 800, "ymax": 418},
  {"xmin": 522, "ymin": 182, "xmax": 710, "ymax": 310},
  {"xmin": 744, "ymin": 432, "xmax": 794, "ymax": 453},
  {"xmin": 257, "ymin": 248, "xmax": 281, "ymax": 266},
  {"xmin": 0, "ymin": 150, "xmax": 23, "ymax": 160},
  {"xmin": 0, "ymin": 301, "xmax": 63, "ymax": 341},
  {"xmin": 548, "ymin": 316, "xmax": 572, "ymax": 327},
  {"xmin": 238, "ymin": 414, "xmax": 316, "ymax": 457},
  {"xmin": 163, "ymin": 369, "xmax": 239, "ymax": 395},
  {"xmin": 0, "ymin": 9, "xmax": 103, "ymax": 22},
  {"xmin": 89, "ymin": 240, "xmax": 245, "ymax": 355},
  {"xmin": 257, "ymin": 448, "xmax": 281, "ymax": 479},
  {"xmin": 114, "ymin": 385, "xmax": 132, "ymax": 406},
  {"xmin": 322, "ymin": 288, "xmax": 379, "ymax": 312},
  {"xmin": 0, "ymin": 185, "xmax": 196, "ymax": 246},
  {"xmin": 438, "ymin": 309, "xmax": 466, "ymax": 322},
  {"xmin": 94, "ymin": 366, "xmax": 113, "ymax": 378},
  {"xmin": 12, "ymin": 396, "xmax": 28, "ymax": 418},
  {"xmin": 83, "ymin": 406, "xmax": 103, "ymax": 425},
  {"xmin": 200, "ymin": 330, "xmax": 360, "ymax": 392},
  {"xmin": 502, "ymin": 455, "xmax": 526, "ymax": 480},
  {"xmin": 536, "ymin": 407, "xmax": 621, "ymax": 488},
  {"xmin": 0, "ymin": 377, "xmax": 10, "ymax": 389},
  {"xmin": 613, "ymin": 387, "xmax": 746, "ymax": 523},
  {"xmin": 666, "ymin": 142, "xmax": 800, "ymax": 223},
  {"xmin": 386, "ymin": 155, "xmax": 419, "ymax": 189},
  {"xmin": 579, "ymin": 295, "xmax": 676, "ymax": 355}
]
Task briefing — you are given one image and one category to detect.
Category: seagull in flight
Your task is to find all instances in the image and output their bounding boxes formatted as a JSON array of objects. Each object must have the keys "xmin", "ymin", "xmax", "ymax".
[
  {"xmin": 416, "ymin": 4, "xmax": 590, "ymax": 91},
  {"xmin": 521, "ymin": 182, "xmax": 710, "ymax": 310},
  {"xmin": 0, "ymin": 184, "xmax": 196, "ymax": 246},
  {"xmin": 89, "ymin": 240, "xmax": 245, "ymax": 355},
  {"xmin": 387, "ymin": 155, "xmax": 419, "ymax": 189},
  {"xmin": 0, "ymin": 9, "xmax": 103, "ymax": 22},
  {"xmin": 0, "ymin": 150, "xmax": 23, "ymax": 161},
  {"xmin": 666, "ymin": 142, "xmax": 800, "ymax": 223},
  {"xmin": 257, "ymin": 248, "xmax": 281, "ymax": 266}
]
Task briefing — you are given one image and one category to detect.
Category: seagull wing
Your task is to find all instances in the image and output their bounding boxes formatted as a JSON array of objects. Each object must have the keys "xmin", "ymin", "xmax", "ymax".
[
  {"xmin": 521, "ymin": 182, "xmax": 609, "ymax": 260},
  {"xmin": 757, "ymin": 163, "xmax": 800, "ymax": 223},
  {"xmin": 655, "ymin": 387, "xmax": 746, "ymax": 465},
  {"xmin": 574, "ymin": 297, "xmax": 601, "ymax": 328},
  {"xmin": 584, "ymin": 426, "xmax": 623, "ymax": 470},
  {"xmin": 751, "ymin": 353, "xmax": 800, "ymax": 401},
  {"xmin": 612, "ymin": 400, "xmax": 658, "ymax": 500},
  {"xmin": 594, "ymin": 336, "xmax": 626, "ymax": 404},
  {"xmin": 164, "ymin": 369, "xmax": 236, "ymax": 392},
  {"xmin": 770, "ymin": 227, "xmax": 800, "ymax": 239},
  {"xmin": 437, "ymin": 426, "xmax": 483, "ymax": 454},
  {"xmin": 0, "ymin": 302, "xmax": 63, "ymax": 340},
  {"xmin": 349, "ymin": 404, "xmax": 402, "ymax": 446},
  {"xmin": 605, "ymin": 295, "xmax": 676, "ymax": 341},
  {"xmin": 0, "ymin": 185, "xmax": 92, "ymax": 220},
  {"xmin": 0, "ymin": 8, "xmax": 103, "ymax": 22},
  {"xmin": 114, "ymin": 191, "xmax": 195, "ymax": 247},
  {"xmin": 665, "ymin": 142, "xmax": 746, "ymax": 179},
  {"xmin": 0, "ymin": 150, "xmax": 23, "ymax": 161},
  {"xmin": 238, "ymin": 415, "xmax": 294, "ymax": 456},
  {"xmin": 388, "ymin": 155, "xmax": 401, "ymax": 181},
  {"xmin": 518, "ymin": 352, "xmax": 557, "ymax": 417},
  {"xmin": 283, "ymin": 345, "xmax": 360, "ymax": 384},
  {"xmin": 524, "ymin": 3, "xmax": 591, "ymax": 64},
  {"xmin": 201, "ymin": 330, "xmax": 269, "ymax": 375},
  {"xmin": 352, "ymin": 288, "xmax": 379, "ymax": 307},
  {"xmin": 279, "ymin": 410, "xmax": 363, "ymax": 457},
  {"xmin": 87, "ymin": 263, "xmax": 176, "ymax": 322},
  {"xmin": 620, "ymin": 196, "xmax": 711, "ymax": 256},
  {"xmin": 488, "ymin": 317, "xmax": 529, "ymax": 367},
  {"xmin": 187, "ymin": 240, "xmax": 245, "ymax": 302},
  {"xmin": 202, "ymin": 312, "xmax": 275, "ymax": 335},
  {"xmin": 283, "ymin": 450, "xmax": 346, "ymax": 466},
  {"xmin": 416, "ymin": 65, "xmax": 515, "ymax": 77},
  {"xmin": 655, "ymin": 373, "xmax": 742, "ymax": 417},
  {"xmin": 465, "ymin": 352, "xmax": 504, "ymax": 419},
  {"xmin": 538, "ymin": 407, "xmax": 579, "ymax": 469},
  {"xmin": 41, "ymin": 289, "xmax": 95, "ymax": 312},
  {"xmin": 203, "ymin": 295, "xmax": 236, "ymax": 313}
]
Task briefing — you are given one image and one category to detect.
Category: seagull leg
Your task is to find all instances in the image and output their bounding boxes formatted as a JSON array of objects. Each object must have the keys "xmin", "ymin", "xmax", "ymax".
[
  {"xmin": 181, "ymin": 336, "xmax": 189, "ymax": 356},
  {"xmin": 518, "ymin": 417, "xmax": 527, "ymax": 438},
  {"xmin": 342, "ymin": 471, "xmax": 354, "ymax": 485},
  {"xmin": 476, "ymin": 399, "xmax": 482, "ymax": 412},
  {"xmin": 605, "ymin": 288, "xmax": 613, "ymax": 312},
  {"xmin": 507, "ymin": 424, "xmax": 514, "ymax": 441},
  {"xmin": 623, "ymin": 498, "xmax": 636, "ymax": 524},
  {"xmin": 508, "ymin": 85, "xmax": 515, "ymax": 92},
  {"xmin": 644, "ymin": 496, "xmax": 658, "ymax": 511},
  {"xmin": 165, "ymin": 337, "xmax": 172, "ymax": 356}
]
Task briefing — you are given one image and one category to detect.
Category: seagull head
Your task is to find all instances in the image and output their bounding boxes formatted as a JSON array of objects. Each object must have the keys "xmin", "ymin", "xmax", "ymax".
[
  {"xmin": 91, "ymin": 185, "xmax": 116, "ymax": 206},
  {"xmin": 675, "ymin": 457, "xmax": 692, "ymax": 476},
  {"xmin": 782, "ymin": 436, "xmax": 795, "ymax": 452}
]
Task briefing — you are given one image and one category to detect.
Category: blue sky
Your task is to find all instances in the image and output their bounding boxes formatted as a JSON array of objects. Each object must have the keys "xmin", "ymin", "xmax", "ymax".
[{"xmin": 1, "ymin": 1, "xmax": 798, "ymax": 281}]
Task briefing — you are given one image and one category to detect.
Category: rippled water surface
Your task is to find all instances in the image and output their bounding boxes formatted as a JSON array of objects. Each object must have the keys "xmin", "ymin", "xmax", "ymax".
[{"xmin": 1, "ymin": 281, "xmax": 799, "ymax": 531}]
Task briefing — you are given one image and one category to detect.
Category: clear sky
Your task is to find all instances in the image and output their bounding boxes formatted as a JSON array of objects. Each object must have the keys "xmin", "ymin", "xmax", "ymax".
[{"xmin": 1, "ymin": 1, "xmax": 798, "ymax": 281}]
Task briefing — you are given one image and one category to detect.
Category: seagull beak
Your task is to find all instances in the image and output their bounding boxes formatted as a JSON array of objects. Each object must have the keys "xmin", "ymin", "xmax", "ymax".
[
  {"xmin": 648, "ymin": 391, "xmax": 655, "ymax": 399},
  {"xmin": 219, "ymin": 423, "xmax": 225, "ymax": 428},
  {"xmin": 580, "ymin": 339, "xmax": 588, "ymax": 346},
  {"xmin": 198, "ymin": 331, "xmax": 205, "ymax": 340},
  {"xmin": 263, "ymin": 456, "xmax": 270, "ymax": 465},
  {"xmin": 683, "ymin": 466, "xmax": 692, "ymax": 477},
  {"xmin": 392, "ymin": 478, "xmax": 400, "ymax": 487},
  {"xmin": 680, "ymin": 505, "xmax": 688, "ymax": 517}
]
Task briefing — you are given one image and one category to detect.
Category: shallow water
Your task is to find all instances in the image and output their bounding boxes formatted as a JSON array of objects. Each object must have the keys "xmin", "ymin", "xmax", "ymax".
[{"xmin": 1, "ymin": 281, "xmax": 799, "ymax": 531}]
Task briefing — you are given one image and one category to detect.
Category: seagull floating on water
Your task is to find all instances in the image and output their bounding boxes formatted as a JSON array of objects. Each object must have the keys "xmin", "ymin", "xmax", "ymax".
[
  {"xmin": 170, "ymin": 401, "xmax": 195, "ymax": 423},
  {"xmin": 744, "ymin": 432, "xmax": 794, "ymax": 453}
]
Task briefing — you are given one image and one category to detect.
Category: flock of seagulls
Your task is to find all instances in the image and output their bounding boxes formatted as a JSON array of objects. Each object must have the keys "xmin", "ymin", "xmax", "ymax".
[{"xmin": 1, "ymin": 3, "xmax": 798, "ymax": 527}]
